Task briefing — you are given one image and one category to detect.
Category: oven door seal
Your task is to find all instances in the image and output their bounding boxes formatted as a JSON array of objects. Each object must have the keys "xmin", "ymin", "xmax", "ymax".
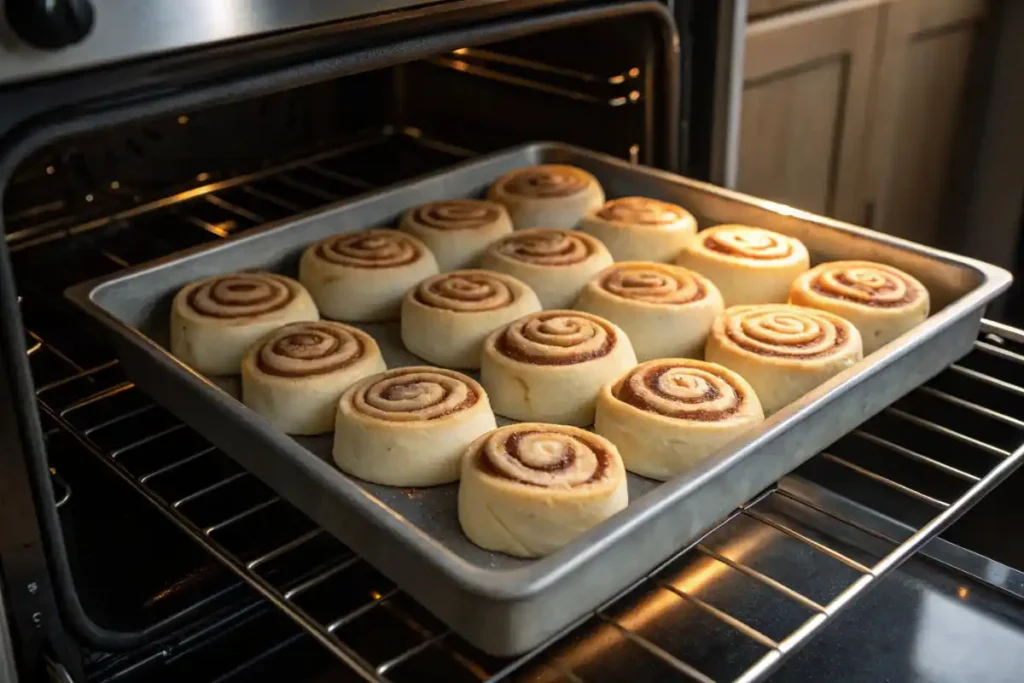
[{"xmin": 0, "ymin": 0, "xmax": 679, "ymax": 670}]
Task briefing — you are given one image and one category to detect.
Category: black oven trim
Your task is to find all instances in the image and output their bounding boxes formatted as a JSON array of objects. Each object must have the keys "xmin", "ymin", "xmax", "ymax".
[{"xmin": 0, "ymin": 2, "xmax": 680, "ymax": 677}]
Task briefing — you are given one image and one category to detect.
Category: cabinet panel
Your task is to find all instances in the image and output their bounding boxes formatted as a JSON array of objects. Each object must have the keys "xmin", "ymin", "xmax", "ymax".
[
  {"xmin": 738, "ymin": 2, "xmax": 881, "ymax": 222},
  {"xmin": 739, "ymin": 58, "xmax": 846, "ymax": 216},
  {"xmin": 868, "ymin": 0, "xmax": 988, "ymax": 244}
]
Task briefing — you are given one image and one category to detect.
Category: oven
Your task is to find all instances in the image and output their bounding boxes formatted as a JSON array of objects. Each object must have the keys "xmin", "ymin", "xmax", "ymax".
[{"xmin": 3, "ymin": 2, "xmax": 1024, "ymax": 683}]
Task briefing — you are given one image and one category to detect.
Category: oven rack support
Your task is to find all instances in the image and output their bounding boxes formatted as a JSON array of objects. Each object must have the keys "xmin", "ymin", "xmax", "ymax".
[{"xmin": 28, "ymin": 322, "xmax": 1024, "ymax": 683}]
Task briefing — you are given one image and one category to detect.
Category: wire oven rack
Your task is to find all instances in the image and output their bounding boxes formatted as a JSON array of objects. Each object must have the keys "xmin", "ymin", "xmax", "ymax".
[{"xmin": 11, "ymin": 133, "xmax": 1024, "ymax": 682}]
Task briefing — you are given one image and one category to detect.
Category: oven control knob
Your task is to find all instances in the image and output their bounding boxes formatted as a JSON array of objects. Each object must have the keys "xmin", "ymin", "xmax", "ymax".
[{"xmin": 6, "ymin": 0, "xmax": 95, "ymax": 49}]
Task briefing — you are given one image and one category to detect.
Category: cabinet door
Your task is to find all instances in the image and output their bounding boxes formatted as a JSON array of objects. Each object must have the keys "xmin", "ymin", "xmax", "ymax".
[
  {"xmin": 737, "ymin": 1, "xmax": 881, "ymax": 222},
  {"xmin": 867, "ymin": 0, "xmax": 989, "ymax": 245}
]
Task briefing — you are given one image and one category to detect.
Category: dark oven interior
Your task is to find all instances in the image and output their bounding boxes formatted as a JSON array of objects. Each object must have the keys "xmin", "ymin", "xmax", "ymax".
[{"xmin": 4, "ymin": 6, "xmax": 1024, "ymax": 683}]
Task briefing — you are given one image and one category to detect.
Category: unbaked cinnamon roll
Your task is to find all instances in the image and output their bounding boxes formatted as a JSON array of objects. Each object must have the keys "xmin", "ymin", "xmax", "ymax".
[
  {"xmin": 575, "ymin": 262, "xmax": 724, "ymax": 361},
  {"xmin": 399, "ymin": 199, "xmax": 513, "ymax": 270},
  {"xmin": 400, "ymin": 270, "xmax": 541, "ymax": 369},
  {"xmin": 580, "ymin": 196, "xmax": 697, "ymax": 262},
  {"xmin": 480, "ymin": 228, "xmax": 612, "ymax": 308},
  {"xmin": 705, "ymin": 304, "xmax": 863, "ymax": 414},
  {"xmin": 595, "ymin": 359, "xmax": 763, "ymax": 480},
  {"xmin": 788, "ymin": 260, "xmax": 930, "ymax": 355},
  {"xmin": 170, "ymin": 272, "xmax": 319, "ymax": 376},
  {"xmin": 675, "ymin": 225, "xmax": 809, "ymax": 306},
  {"xmin": 458, "ymin": 423, "xmax": 628, "ymax": 557},
  {"xmin": 480, "ymin": 310, "xmax": 637, "ymax": 425},
  {"xmin": 241, "ymin": 321, "xmax": 385, "ymax": 435},
  {"xmin": 487, "ymin": 164, "xmax": 605, "ymax": 229},
  {"xmin": 299, "ymin": 228, "xmax": 439, "ymax": 322},
  {"xmin": 333, "ymin": 367, "xmax": 496, "ymax": 486}
]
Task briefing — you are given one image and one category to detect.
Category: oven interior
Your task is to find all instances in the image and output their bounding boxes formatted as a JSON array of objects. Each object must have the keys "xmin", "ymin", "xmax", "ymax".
[{"xmin": 4, "ymin": 10, "xmax": 1024, "ymax": 683}]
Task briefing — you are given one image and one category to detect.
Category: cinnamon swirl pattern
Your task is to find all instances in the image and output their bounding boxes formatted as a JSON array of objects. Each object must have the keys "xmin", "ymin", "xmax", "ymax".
[
  {"xmin": 333, "ymin": 367, "xmax": 496, "ymax": 486},
  {"xmin": 170, "ymin": 273, "xmax": 318, "ymax": 376},
  {"xmin": 480, "ymin": 311, "xmax": 637, "ymax": 425},
  {"xmin": 789, "ymin": 260, "xmax": 930, "ymax": 355},
  {"xmin": 458, "ymin": 423, "xmax": 628, "ymax": 557},
  {"xmin": 705, "ymin": 304, "xmax": 863, "ymax": 414},
  {"xmin": 595, "ymin": 359, "xmax": 764, "ymax": 480},
  {"xmin": 299, "ymin": 229, "xmax": 438, "ymax": 322},
  {"xmin": 487, "ymin": 164, "xmax": 605, "ymax": 229},
  {"xmin": 399, "ymin": 199, "xmax": 513, "ymax": 270},
  {"xmin": 675, "ymin": 225, "xmax": 809, "ymax": 306},
  {"xmin": 481, "ymin": 229, "xmax": 612, "ymax": 308},
  {"xmin": 576, "ymin": 262, "xmax": 724, "ymax": 361},
  {"xmin": 241, "ymin": 322, "xmax": 385, "ymax": 435},
  {"xmin": 581, "ymin": 196, "xmax": 697, "ymax": 262},
  {"xmin": 400, "ymin": 270, "xmax": 541, "ymax": 369}
]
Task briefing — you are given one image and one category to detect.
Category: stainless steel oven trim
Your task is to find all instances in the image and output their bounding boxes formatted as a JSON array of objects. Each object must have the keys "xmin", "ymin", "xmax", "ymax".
[{"xmin": 0, "ymin": 0, "xmax": 540, "ymax": 87}]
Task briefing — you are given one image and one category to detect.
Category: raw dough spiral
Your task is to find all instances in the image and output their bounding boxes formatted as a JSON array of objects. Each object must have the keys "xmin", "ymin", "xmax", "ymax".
[
  {"xmin": 580, "ymin": 196, "xmax": 697, "ymax": 262},
  {"xmin": 789, "ymin": 260, "xmax": 929, "ymax": 354},
  {"xmin": 241, "ymin": 321, "xmax": 385, "ymax": 434},
  {"xmin": 481, "ymin": 310, "xmax": 637, "ymax": 425},
  {"xmin": 704, "ymin": 304, "xmax": 863, "ymax": 414},
  {"xmin": 401, "ymin": 270, "xmax": 541, "ymax": 369},
  {"xmin": 595, "ymin": 359, "xmax": 764, "ymax": 480},
  {"xmin": 333, "ymin": 367, "xmax": 496, "ymax": 486},
  {"xmin": 488, "ymin": 164, "xmax": 605, "ymax": 229},
  {"xmin": 481, "ymin": 229, "xmax": 612, "ymax": 309},
  {"xmin": 170, "ymin": 273, "xmax": 318, "ymax": 376},
  {"xmin": 675, "ymin": 225, "xmax": 809, "ymax": 306},
  {"xmin": 299, "ymin": 228, "xmax": 438, "ymax": 321},
  {"xmin": 575, "ymin": 262, "xmax": 724, "ymax": 361},
  {"xmin": 399, "ymin": 199, "xmax": 513, "ymax": 270},
  {"xmin": 458, "ymin": 423, "xmax": 628, "ymax": 557}
]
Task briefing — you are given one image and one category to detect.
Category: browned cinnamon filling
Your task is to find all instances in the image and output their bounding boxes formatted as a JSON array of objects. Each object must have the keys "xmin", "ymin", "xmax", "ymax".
[
  {"xmin": 317, "ymin": 240, "xmax": 420, "ymax": 269},
  {"xmin": 187, "ymin": 277, "xmax": 294, "ymax": 319},
  {"xmin": 412, "ymin": 202, "xmax": 501, "ymax": 230},
  {"xmin": 503, "ymin": 167, "xmax": 588, "ymax": 198},
  {"xmin": 596, "ymin": 198, "xmax": 685, "ymax": 225},
  {"xmin": 256, "ymin": 330, "xmax": 362, "ymax": 377},
  {"xmin": 380, "ymin": 381, "xmax": 478, "ymax": 419},
  {"xmin": 496, "ymin": 324, "xmax": 616, "ymax": 365},
  {"xmin": 615, "ymin": 367, "xmax": 744, "ymax": 420},
  {"xmin": 476, "ymin": 430, "xmax": 610, "ymax": 486},
  {"xmin": 600, "ymin": 270, "xmax": 706, "ymax": 305},
  {"xmin": 725, "ymin": 325, "xmax": 849, "ymax": 358},
  {"xmin": 703, "ymin": 235, "xmax": 792, "ymax": 260},
  {"xmin": 811, "ymin": 276, "xmax": 920, "ymax": 308}
]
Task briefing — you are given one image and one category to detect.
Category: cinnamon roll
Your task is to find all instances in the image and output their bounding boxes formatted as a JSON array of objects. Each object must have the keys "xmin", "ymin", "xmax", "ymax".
[
  {"xmin": 580, "ymin": 196, "xmax": 698, "ymax": 262},
  {"xmin": 399, "ymin": 199, "xmax": 513, "ymax": 271},
  {"xmin": 595, "ymin": 359, "xmax": 763, "ymax": 480},
  {"xmin": 480, "ymin": 228, "xmax": 613, "ymax": 309},
  {"xmin": 480, "ymin": 310, "xmax": 637, "ymax": 426},
  {"xmin": 458, "ymin": 423, "xmax": 628, "ymax": 557},
  {"xmin": 241, "ymin": 322, "xmax": 385, "ymax": 435},
  {"xmin": 575, "ymin": 262, "xmax": 724, "ymax": 361},
  {"xmin": 333, "ymin": 367, "xmax": 496, "ymax": 486},
  {"xmin": 704, "ymin": 304, "xmax": 863, "ymax": 414},
  {"xmin": 170, "ymin": 273, "xmax": 318, "ymax": 376},
  {"xmin": 299, "ymin": 229, "xmax": 439, "ymax": 322},
  {"xmin": 487, "ymin": 164, "xmax": 605, "ymax": 229},
  {"xmin": 400, "ymin": 270, "xmax": 542, "ymax": 369},
  {"xmin": 788, "ymin": 260, "xmax": 930, "ymax": 355},
  {"xmin": 675, "ymin": 225, "xmax": 810, "ymax": 306}
]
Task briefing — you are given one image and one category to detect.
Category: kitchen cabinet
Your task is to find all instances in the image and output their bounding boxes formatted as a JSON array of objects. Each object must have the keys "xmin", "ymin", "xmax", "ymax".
[
  {"xmin": 737, "ymin": 0, "xmax": 991, "ymax": 244},
  {"xmin": 738, "ymin": 1, "xmax": 881, "ymax": 223}
]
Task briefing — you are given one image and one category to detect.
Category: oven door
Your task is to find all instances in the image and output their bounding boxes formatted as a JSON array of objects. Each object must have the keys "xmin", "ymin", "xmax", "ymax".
[{"xmin": 0, "ymin": 3, "xmax": 704, "ymax": 680}]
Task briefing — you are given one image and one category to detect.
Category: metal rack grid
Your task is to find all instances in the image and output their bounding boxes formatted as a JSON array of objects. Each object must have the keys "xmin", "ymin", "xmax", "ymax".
[
  {"xmin": 10, "ymin": 133, "xmax": 1024, "ymax": 681},
  {"xmin": 26, "ymin": 328, "xmax": 1024, "ymax": 683}
]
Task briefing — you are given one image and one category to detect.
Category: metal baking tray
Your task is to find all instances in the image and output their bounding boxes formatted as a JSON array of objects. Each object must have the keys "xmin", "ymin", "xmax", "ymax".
[{"xmin": 66, "ymin": 142, "xmax": 1011, "ymax": 655}]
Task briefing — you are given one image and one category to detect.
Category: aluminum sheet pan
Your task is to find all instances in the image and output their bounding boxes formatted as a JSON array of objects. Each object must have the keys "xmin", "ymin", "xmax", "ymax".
[{"xmin": 66, "ymin": 142, "xmax": 1012, "ymax": 655}]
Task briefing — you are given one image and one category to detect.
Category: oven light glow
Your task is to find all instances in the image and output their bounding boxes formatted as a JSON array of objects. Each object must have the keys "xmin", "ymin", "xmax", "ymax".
[
  {"xmin": 110, "ymin": 181, "xmax": 120, "ymax": 189},
  {"xmin": 196, "ymin": 172, "xmax": 210, "ymax": 182},
  {"xmin": 178, "ymin": 115, "xmax": 189, "ymax": 125},
  {"xmin": 957, "ymin": 587, "xmax": 969, "ymax": 599},
  {"xmin": 46, "ymin": 165, "xmax": 55, "ymax": 175}
]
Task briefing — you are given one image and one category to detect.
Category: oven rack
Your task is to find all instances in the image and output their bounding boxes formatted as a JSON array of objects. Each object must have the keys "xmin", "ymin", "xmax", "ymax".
[
  {"xmin": 10, "ymin": 132, "xmax": 1024, "ymax": 680},
  {"xmin": 24, "ymin": 317, "xmax": 1024, "ymax": 682}
]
